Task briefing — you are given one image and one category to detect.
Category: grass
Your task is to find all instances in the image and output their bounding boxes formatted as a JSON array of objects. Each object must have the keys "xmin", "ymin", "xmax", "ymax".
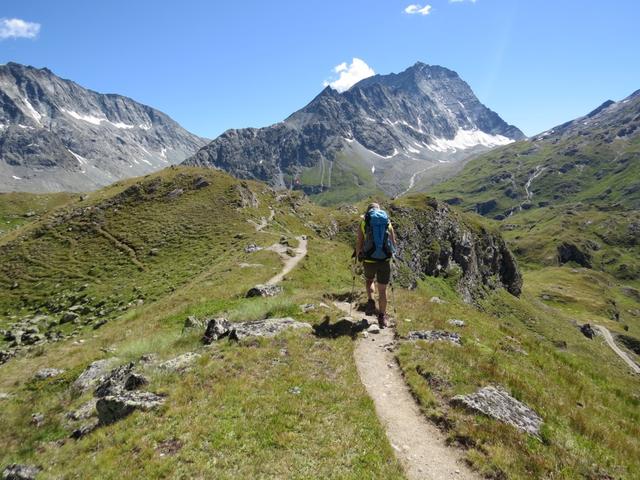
[
  {"xmin": 0, "ymin": 168, "xmax": 404, "ymax": 478},
  {"xmin": 0, "ymin": 191, "xmax": 75, "ymax": 241},
  {"xmin": 1, "ymin": 164, "xmax": 639, "ymax": 478},
  {"xmin": 393, "ymin": 274, "xmax": 640, "ymax": 479}
]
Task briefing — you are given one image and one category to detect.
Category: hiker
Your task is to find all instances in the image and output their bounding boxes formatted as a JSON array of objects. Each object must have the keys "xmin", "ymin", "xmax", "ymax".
[{"xmin": 355, "ymin": 203, "xmax": 396, "ymax": 328}]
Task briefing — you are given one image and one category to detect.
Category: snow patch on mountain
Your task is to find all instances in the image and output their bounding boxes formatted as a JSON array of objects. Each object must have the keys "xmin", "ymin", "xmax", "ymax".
[{"xmin": 427, "ymin": 129, "xmax": 514, "ymax": 152}]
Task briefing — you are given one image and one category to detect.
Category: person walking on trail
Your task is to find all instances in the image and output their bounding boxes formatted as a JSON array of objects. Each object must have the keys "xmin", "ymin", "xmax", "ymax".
[{"xmin": 355, "ymin": 202, "xmax": 397, "ymax": 328}]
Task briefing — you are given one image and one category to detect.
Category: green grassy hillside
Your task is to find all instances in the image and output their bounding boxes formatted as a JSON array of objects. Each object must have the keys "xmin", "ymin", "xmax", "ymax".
[
  {"xmin": 427, "ymin": 92, "xmax": 640, "ymax": 218},
  {"xmin": 0, "ymin": 170, "xmax": 638, "ymax": 479}
]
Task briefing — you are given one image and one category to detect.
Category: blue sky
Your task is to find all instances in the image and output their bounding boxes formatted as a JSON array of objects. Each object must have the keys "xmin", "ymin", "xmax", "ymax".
[{"xmin": 1, "ymin": 0, "xmax": 639, "ymax": 138}]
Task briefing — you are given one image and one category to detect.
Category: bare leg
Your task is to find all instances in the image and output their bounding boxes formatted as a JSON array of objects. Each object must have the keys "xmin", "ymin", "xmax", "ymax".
[
  {"xmin": 366, "ymin": 278, "xmax": 375, "ymax": 300},
  {"xmin": 377, "ymin": 283, "xmax": 387, "ymax": 315}
]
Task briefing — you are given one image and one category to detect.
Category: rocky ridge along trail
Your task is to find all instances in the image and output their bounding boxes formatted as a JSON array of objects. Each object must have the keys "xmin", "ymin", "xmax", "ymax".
[{"xmin": 334, "ymin": 301, "xmax": 479, "ymax": 480}]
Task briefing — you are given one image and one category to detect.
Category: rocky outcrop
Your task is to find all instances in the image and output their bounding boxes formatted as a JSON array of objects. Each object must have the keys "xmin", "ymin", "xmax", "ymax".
[
  {"xmin": 451, "ymin": 386, "xmax": 542, "ymax": 437},
  {"xmin": 96, "ymin": 391, "xmax": 166, "ymax": 425},
  {"xmin": 202, "ymin": 317, "xmax": 311, "ymax": 344},
  {"xmin": 406, "ymin": 331, "xmax": 461, "ymax": 345},
  {"xmin": 73, "ymin": 358, "xmax": 121, "ymax": 393},
  {"xmin": 246, "ymin": 284, "xmax": 283, "ymax": 298},
  {"xmin": 557, "ymin": 242, "xmax": 592, "ymax": 268},
  {"xmin": 1, "ymin": 464, "xmax": 41, "ymax": 480},
  {"xmin": 0, "ymin": 62, "xmax": 207, "ymax": 193},
  {"xmin": 391, "ymin": 198, "xmax": 522, "ymax": 302}
]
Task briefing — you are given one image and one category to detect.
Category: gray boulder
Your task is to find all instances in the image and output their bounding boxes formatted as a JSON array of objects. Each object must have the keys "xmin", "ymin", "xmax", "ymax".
[
  {"xmin": 157, "ymin": 352, "xmax": 201, "ymax": 372},
  {"xmin": 66, "ymin": 399, "xmax": 97, "ymax": 422},
  {"xmin": 203, "ymin": 317, "xmax": 311, "ymax": 343},
  {"xmin": 96, "ymin": 391, "xmax": 166, "ymax": 425},
  {"xmin": 73, "ymin": 358, "xmax": 120, "ymax": 392},
  {"xmin": 59, "ymin": 312, "xmax": 79, "ymax": 324},
  {"xmin": 202, "ymin": 317, "xmax": 232, "ymax": 344},
  {"xmin": 1, "ymin": 464, "xmax": 41, "ymax": 480},
  {"xmin": 406, "ymin": 330, "xmax": 461, "ymax": 345},
  {"xmin": 452, "ymin": 386, "xmax": 542, "ymax": 437},
  {"xmin": 230, "ymin": 318, "xmax": 311, "ymax": 341},
  {"xmin": 448, "ymin": 319, "xmax": 466, "ymax": 327},
  {"xmin": 246, "ymin": 284, "xmax": 282, "ymax": 298},
  {"xmin": 94, "ymin": 363, "xmax": 147, "ymax": 397}
]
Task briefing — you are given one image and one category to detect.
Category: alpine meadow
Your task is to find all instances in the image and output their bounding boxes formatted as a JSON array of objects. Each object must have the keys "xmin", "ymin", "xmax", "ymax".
[{"xmin": 1, "ymin": 2, "xmax": 639, "ymax": 479}]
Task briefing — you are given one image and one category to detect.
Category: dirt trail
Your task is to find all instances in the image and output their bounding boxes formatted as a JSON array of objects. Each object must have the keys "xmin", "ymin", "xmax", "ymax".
[
  {"xmin": 266, "ymin": 236, "xmax": 307, "ymax": 285},
  {"xmin": 594, "ymin": 325, "xmax": 640, "ymax": 374},
  {"xmin": 334, "ymin": 301, "xmax": 479, "ymax": 480}
]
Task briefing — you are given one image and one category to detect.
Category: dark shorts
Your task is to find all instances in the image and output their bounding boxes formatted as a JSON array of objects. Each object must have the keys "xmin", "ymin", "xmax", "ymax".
[{"xmin": 363, "ymin": 260, "xmax": 391, "ymax": 285}]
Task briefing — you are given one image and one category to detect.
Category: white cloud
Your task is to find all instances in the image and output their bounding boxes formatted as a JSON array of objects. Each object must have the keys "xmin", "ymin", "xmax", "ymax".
[
  {"xmin": 324, "ymin": 58, "xmax": 375, "ymax": 93},
  {"xmin": 404, "ymin": 4, "xmax": 432, "ymax": 15},
  {"xmin": 0, "ymin": 18, "xmax": 41, "ymax": 40}
]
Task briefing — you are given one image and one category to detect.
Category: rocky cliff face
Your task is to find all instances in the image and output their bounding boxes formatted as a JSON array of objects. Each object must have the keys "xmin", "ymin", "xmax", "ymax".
[
  {"xmin": 185, "ymin": 62, "xmax": 524, "ymax": 198},
  {"xmin": 0, "ymin": 63, "xmax": 207, "ymax": 193},
  {"xmin": 390, "ymin": 197, "xmax": 522, "ymax": 302}
]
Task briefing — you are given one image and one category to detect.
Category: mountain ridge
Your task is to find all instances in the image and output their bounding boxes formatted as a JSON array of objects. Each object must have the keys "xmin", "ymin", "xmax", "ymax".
[
  {"xmin": 184, "ymin": 62, "xmax": 524, "ymax": 201},
  {"xmin": 0, "ymin": 62, "xmax": 208, "ymax": 193}
]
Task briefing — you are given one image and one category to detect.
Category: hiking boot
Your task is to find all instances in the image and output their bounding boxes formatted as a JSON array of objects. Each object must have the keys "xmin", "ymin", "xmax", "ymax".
[
  {"xmin": 365, "ymin": 299, "xmax": 376, "ymax": 316},
  {"xmin": 378, "ymin": 313, "xmax": 389, "ymax": 329}
]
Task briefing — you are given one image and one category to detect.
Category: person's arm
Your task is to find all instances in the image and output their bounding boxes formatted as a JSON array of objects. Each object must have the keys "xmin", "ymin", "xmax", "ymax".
[
  {"xmin": 355, "ymin": 224, "xmax": 364, "ymax": 260},
  {"xmin": 389, "ymin": 223, "xmax": 397, "ymax": 246}
]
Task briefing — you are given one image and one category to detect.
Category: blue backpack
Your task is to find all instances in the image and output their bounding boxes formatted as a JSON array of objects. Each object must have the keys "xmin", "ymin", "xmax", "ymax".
[{"xmin": 363, "ymin": 209, "xmax": 394, "ymax": 261}]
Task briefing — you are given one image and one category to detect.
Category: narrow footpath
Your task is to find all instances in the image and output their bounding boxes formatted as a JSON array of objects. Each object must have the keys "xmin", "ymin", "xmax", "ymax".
[
  {"xmin": 594, "ymin": 325, "xmax": 640, "ymax": 374},
  {"xmin": 334, "ymin": 301, "xmax": 479, "ymax": 480}
]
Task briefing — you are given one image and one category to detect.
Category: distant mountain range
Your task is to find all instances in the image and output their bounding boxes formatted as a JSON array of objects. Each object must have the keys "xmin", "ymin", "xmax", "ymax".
[
  {"xmin": 0, "ymin": 63, "xmax": 207, "ymax": 193},
  {"xmin": 429, "ymin": 89, "xmax": 640, "ymax": 216},
  {"xmin": 184, "ymin": 62, "xmax": 524, "ymax": 202}
]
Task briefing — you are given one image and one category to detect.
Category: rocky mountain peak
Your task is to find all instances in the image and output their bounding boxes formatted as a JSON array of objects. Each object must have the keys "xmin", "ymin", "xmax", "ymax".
[
  {"xmin": 0, "ymin": 63, "xmax": 208, "ymax": 193},
  {"xmin": 185, "ymin": 61, "xmax": 524, "ymax": 200}
]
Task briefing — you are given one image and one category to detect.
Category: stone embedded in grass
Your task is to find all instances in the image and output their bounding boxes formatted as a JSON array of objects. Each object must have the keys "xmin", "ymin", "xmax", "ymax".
[
  {"xmin": 202, "ymin": 317, "xmax": 232, "ymax": 344},
  {"xmin": 448, "ymin": 319, "xmax": 466, "ymax": 327},
  {"xmin": 30, "ymin": 413, "xmax": 44, "ymax": 428},
  {"xmin": 429, "ymin": 296, "xmax": 447, "ymax": 304},
  {"xmin": 244, "ymin": 243, "xmax": 262, "ymax": 253},
  {"xmin": 34, "ymin": 368, "xmax": 65, "ymax": 379},
  {"xmin": 246, "ymin": 284, "xmax": 282, "ymax": 298},
  {"xmin": 0, "ymin": 392, "xmax": 11, "ymax": 400},
  {"xmin": 1, "ymin": 464, "xmax": 41, "ymax": 480},
  {"xmin": 406, "ymin": 330, "xmax": 461, "ymax": 345},
  {"xmin": 166, "ymin": 188, "xmax": 184, "ymax": 199},
  {"xmin": 66, "ymin": 399, "xmax": 97, "ymax": 422},
  {"xmin": 451, "ymin": 386, "xmax": 543, "ymax": 437},
  {"xmin": 157, "ymin": 352, "xmax": 201, "ymax": 372},
  {"xmin": 230, "ymin": 318, "xmax": 312, "ymax": 341},
  {"xmin": 193, "ymin": 177, "xmax": 210, "ymax": 189},
  {"xmin": 72, "ymin": 358, "xmax": 121, "ymax": 393},
  {"xmin": 299, "ymin": 303, "xmax": 316, "ymax": 313},
  {"xmin": 94, "ymin": 363, "xmax": 148, "ymax": 397},
  {"xmin": 70, "ymin": 420, "xmax": 99, "ymax": 439},
  {"xmin": 59, "ymin": 312, "xmax": 79, "ymax": 324},
  {"xmin": 96, "ymin": 391, "xmax": 166, "ymax": 425}
]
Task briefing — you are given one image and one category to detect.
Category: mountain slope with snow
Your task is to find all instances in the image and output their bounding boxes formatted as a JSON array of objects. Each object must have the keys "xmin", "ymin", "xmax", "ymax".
[
  {"xmin": 184, "ymin": 62, "xmax": 524, "ymax": 202},
  {"xmin": 0, "ymin": 63, "xmax": 208, "ymax": 192}
]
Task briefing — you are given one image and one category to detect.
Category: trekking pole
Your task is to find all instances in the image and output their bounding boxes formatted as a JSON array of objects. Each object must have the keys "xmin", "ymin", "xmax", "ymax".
[
  {"xmin": 349, "ymin": 255, "xmax": 357, "ymax": 317},
  {"xmin": 390, "ymin": 257, "xmax": 398, "ymax": 318}
]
